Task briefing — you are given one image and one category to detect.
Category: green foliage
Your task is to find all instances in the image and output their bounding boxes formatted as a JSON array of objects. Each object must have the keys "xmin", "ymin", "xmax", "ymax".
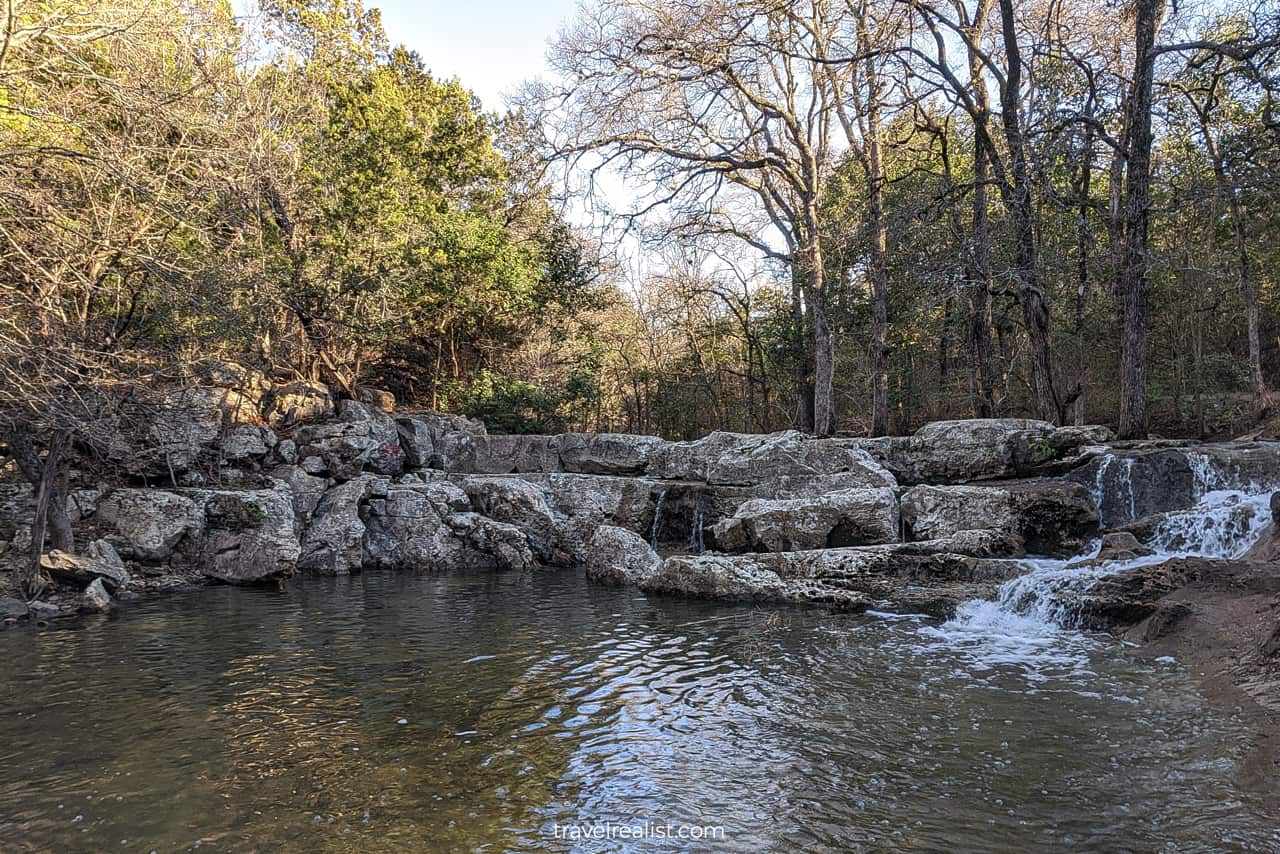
[{"xmin": 444, "ymin": 369, "xmax": 601, "ymax": 434}]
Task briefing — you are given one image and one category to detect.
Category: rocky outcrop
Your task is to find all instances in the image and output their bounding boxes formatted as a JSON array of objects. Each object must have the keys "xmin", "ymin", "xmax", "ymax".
[
  {"xmin": 459, "ymin": 476, "xmax": 571, "ymax": 565},
  {"xmin": 900, "ymin": 479, "xmax": 1098, "ymax": 558},
  {"xmin": 294, "ymin": 400, "xmax": 404, "ymax": 480},
  {"xmin": 555, "ymin": 433, "xmax": 666, "ymax": 476},
  {"xmin": 586, "ymin": 526, "xmax": 662, "ymax": 585},
  {"xmin": 710, "ymin": 487, "xmax": 898, "ymax": 553},
  {"xmin": 1072, "ymin": 558, "xmax": 1205, "ymax": 628},
  {"xmin": 395, "ymin": 412, "xmax": 487, "ymax": 470},
  {"xmin": 192, "ymin": 485, "xmax": 299, "ymax": 584},
  {"xmin": 96, "ymin": 489, "xmax": 203, "ymax": 562},
  {"xmin": 298, "ymin": 475, "xmax": 378, "ymax": 575}
]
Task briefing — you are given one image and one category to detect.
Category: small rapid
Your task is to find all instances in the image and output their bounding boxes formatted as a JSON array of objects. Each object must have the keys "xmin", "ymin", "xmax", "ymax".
[{"xmin": 933, "ymin": 448, "xmax": 1276, "ymax": 661}]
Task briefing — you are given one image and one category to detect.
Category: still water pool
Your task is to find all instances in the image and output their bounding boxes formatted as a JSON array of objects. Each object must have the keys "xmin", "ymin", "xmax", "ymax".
[{"xmin": 0, "ymin": 570, "xmax": 1273, "ymax": 852}]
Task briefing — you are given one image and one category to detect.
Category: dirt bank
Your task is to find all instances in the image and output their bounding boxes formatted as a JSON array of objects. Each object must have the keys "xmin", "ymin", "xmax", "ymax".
[{"xmin": 1119, "ymin": 558, "xmax": 1280, "ymax": 809}]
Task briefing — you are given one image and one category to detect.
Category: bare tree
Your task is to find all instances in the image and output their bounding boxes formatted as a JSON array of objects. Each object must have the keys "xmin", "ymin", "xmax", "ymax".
[{"xmin": 537, "ymin": 0, "xmax": 863, "ymax": 434}]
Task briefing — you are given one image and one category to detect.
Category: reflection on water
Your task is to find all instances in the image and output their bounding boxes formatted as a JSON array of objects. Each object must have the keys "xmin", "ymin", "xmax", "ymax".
[{"xmin": 0, "ymin": 570, "xmax": 1274, "ymax": 852}]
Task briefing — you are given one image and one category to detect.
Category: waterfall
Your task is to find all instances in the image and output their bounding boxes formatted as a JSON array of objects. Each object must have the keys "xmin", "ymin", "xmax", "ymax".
[
  {"xmin": 687, "ymin": 500, "xmax": 705, "ymax": 554},
  {"xmin": 650, "ymin": 489, "xmax": 668, "ymax": 548},
  {"xmin": 940, "ymin": 454, "xmax": 1275, "ymax": 640},
  {"xmin": 1090, "ymin": 454, "xmax": 1138, "ymax": 527}
]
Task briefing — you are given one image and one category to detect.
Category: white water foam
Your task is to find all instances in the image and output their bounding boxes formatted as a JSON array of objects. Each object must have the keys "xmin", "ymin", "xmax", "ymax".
[{"xmin": 923, "ymin": 448, "xmax": 1275, "ymax": 671}]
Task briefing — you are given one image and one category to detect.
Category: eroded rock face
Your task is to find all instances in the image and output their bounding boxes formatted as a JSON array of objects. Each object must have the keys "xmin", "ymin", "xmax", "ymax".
[
  {"xmin": 901, "ymin": 480, "xmax": 1098, "ymax": 558},
  {"xmin": 586, "ymin": 526, "xmax": 662, "ymax": 585},
  {"xmin": 1067, "ymin": 449, "xmax": 1196, "ymax": 527},
  {"xmin": 460, "ymin": 476, "xmax": 570, "ymax": 565},
  {"xmin": 96, "ymin": 489, "xmax": 203, "ymax": 562},
  {"xmin": 649, "ymin": 431, "xmax": 895, "ymax": 489},
  {"xmin": 395, "ymin": 412, "xmax": 487, "ymax": 471},
  {"xmin": 220, "ymin": 424, "xmax": 277, "ymax": 462},
  {"xmin": 711, "ymin": 487, "xmax": 898, "ymax": 553},
  {"xmin": 191, "ymin": 484, "xmax": 299, "ymax": 584},
  {"xmin": 472, "ymin": 434, "xmax": 560, "ymax": 474},
  {"xmin": 294, "ymin": 400, "xmax": 404, "ymax": 479},
  {"xmin": 363, "ymin": 481, "xmax": 468, "ymax": 569},
  {"xmin": 298, "ymin": 475, "xmax": 380, "ymax": 575},
  {"xmin": 555, "ymin": 433, "xmax": 665, "ymax": 476}
]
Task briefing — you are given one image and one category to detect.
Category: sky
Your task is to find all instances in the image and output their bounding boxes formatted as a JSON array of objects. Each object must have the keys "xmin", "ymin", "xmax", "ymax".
[{"xmin": 372, "ymin": 0, "xmax": 580, "ymax": 111}]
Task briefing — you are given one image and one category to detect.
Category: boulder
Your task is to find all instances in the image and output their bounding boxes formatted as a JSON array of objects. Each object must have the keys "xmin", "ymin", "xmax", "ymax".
[
  {"xmin": 294, "ymin": 400, "xmax": 403, "ymax": 479},
  {"xmin": 900, "ymin": 479, "xmax": 1098, "ymax": 558},
  {"xmin": 298, "ymin": 475, "xmax": 379, "ymax": 574},
  {"xmin": 362, "ymin": 481, "xmax": 470, "ymax": 569},
  {"xmin": 649, "ymin": 430, "xmax": 894, "ymax": 488},
  {"xmin": 710, "ymin": 487, "xmax": 898, "ymax": 553},
  {"xmin": 859, "ymin": 418, "xmax": 1056, "ymax": 485},
  {"xmin": 445, "ymin": 512, "xmax": 536, "ymax": 572},
  {"xmin": 81, "ymin": 578, "xmax": 112, "ymax": 613},
  {"xmin": 641, "ymin": 547, "xmax": 1023, "ymax": 617},
  {"xmin": 192, "ymin": 485, "xmax": 299, "ymax": 584},
  {"xmin": 395, "ymin": 412, "xmax": 487, "ymax": 471},
  {"xmin": 40, "ymin": 539, "xmax": 130, "ymax": 591},
  {"xmin": 554, "ymin": 433, "xmax": 664, "ymax": 476},
  {"xmin": 1096, "ymin": 531, "xmax": 1154, "ymax": 562},
  {"xmin": 263, "ymin": 380, "xmax": 335, "ymax": 427},
  {"xmin": 460, "ymin": 476, "xmax": 571, "ymax": 565},
  {"xmin": 586, "ymin": 526, "xmax": 662, "ymax": 585},
  {"xmin": 356, "ymin": 387, "xmax": 396, "ymax": 412},
  {"xmin": 199, "ymin": 360, "xmax": 272, "ymax": 401},
  {"xmin": 96, "ymin": 489, "xmax": 203, "ymax": 562},
  {"xmin": 219, "ymin": 424, "xmax": 277, "ymax": 461},
  {"xmin": 472, "ymin": 434, "xmax": 560, "ymax": 474}
]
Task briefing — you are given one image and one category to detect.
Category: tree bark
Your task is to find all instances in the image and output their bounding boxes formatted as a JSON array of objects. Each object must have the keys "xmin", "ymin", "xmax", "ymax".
[
  {"xmin": 998, "ymin": 0, "xmax": 1061, "ymax": 423},
  {"xmin": 805, "ymin": 233, "xmax": 836, "ymax": 436},
  {"xmin": 1073, "ymin": 121, "xmax": 1095, "ymax": 426},
  {"xmin": 8, "ymin": 427, "xmax": 74, "ymax": 597},
  {"xmin": 1116, "ymin": 0, "xmax": 1167, "ymax": 438},
  {"xmin": 867, "ymin": 104, "xmax": 890, "ymax": 438},
  {"xmin": 969, "ymin": 139, "xmax": 998, "ymax": 417}
]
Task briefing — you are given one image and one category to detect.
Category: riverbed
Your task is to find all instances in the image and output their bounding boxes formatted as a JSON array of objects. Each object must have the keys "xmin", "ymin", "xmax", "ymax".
[{"xmin": 0, "ymin": 570, "xmax": 1275, "ymax": 852}]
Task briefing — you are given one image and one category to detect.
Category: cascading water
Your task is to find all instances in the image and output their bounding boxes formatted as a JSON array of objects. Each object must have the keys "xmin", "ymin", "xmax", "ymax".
[
  {"xmin": 1090, "ymin": 453, "xmax": 1138, "ymax": 527},
  {"xmin": 649, "ymin": 488, "xmax": 668, "ymax": 548},
  {"xmin": 932, "ymin": 447, "xmax": 1275, "ymax": 663},
  {"xmin": 687, "ymin": 500, "xmax": 705, "ymax": 554}
]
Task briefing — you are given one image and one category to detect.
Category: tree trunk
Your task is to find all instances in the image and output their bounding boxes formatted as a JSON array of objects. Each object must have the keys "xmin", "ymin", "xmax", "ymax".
[
  {"xmin": 1222, "ymin": 175, "xmax": 1270, "ymax": 419},
  {"xmin": 1116, "ymin": 0, "xmax": 1167, "ymax": 438},
  {"xmin": 867, "ymin": 109, "xmax": 890, "ymax": 437},
  {"xmin": 1073, "ymin": 121, "xmax": 1095, "ymax": 426},
  {"xmin": 8, "ymin": 428, "xmax": 74, "ymax": 597},
  {"xmin": 998, "ymin": 0, "xmax": 1060, "ymax": 423},
  {"xmin": 808, "ymin": 237, "xmax": 836, "ymax": 435},
  {"xmin": 792, "ymin": 269, "xmax": 816, "ymax": 433},
  {"xmin": 969, "ymin": 140, "xmax": 998, "ymax": 417}
]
